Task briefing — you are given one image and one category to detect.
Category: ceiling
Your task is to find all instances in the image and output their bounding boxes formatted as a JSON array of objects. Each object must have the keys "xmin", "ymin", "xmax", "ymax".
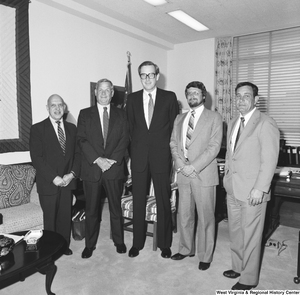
[{"xmin": 44, "ymin": 0, "xmax": 300, "ymax": 49}]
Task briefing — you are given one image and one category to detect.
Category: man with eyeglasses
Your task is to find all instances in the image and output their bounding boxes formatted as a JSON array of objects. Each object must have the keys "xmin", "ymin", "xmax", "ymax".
[
  {"xmin": 170, "ymin": 81, "xmax": 222, "ymax": 271},
  {"xmin": 77, "ymin": 78, "xmax": 129, "ymax": 259},
  {"xmin": 223, "ymin": 82, "xmax": 279, "ymax": 290},
  {"xmin": 126, "ymin": 61, "xmax": 179, "ymax": 258}
]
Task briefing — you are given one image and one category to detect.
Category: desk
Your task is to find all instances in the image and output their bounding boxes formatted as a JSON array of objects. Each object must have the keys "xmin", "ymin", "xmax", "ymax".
[{"xmin": 267, "ymin": 173, "xmax": 300, "ymax": 284}]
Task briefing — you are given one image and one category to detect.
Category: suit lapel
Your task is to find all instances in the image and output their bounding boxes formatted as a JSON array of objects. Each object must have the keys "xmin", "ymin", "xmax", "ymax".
[
  {"xmin": 235, "ymin": 109, "xmax": 261, "ymax": 151},
  {"xmin": 90, "ymin": 105, "xmax": 105, "ymax": 149},
  {"xmin": 106, "ymin": 106, "xmax": 117, "ymax": 144},
  {"xmin": 228, "ymin": 117, "xmax": 239, "ymax": 153},
  {"xmin": 178, "ymin": 112, "xmax": 188, "ymax": 151},
  {"xmin": 189, "ymin": 108, "xmax": 208, "ymax": 146},
  {"xmin": 45, "ymin": 118, "xmax": 64, "ymax": 156},
  {"xmin": 136, "ymin": 90, "xmax": 148, "ymax": 129}
]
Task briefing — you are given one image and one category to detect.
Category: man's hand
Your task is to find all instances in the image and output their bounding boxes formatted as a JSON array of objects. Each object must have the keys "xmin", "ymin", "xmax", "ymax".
[
  {"xmin": 248, "ymin": 188, "xmax": 264, "ymax": 206},
  {"xmin": 62, "ymin": 173, "xmax": 74, "ymax": 187},
  {"xmin": 181, "ymin": 165, "xmax": 198, "ymax": 178},
  {"xmin": 53, "ymin": 176, "xmax": 66, "ymax": 187},
  {"xmin": 95, "ymin": 157, "xmax": 117, "ymax": 172}
]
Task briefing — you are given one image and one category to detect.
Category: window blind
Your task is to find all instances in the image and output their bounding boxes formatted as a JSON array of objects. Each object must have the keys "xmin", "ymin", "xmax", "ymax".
[{"xmin": 232, "ymin": 27, "xmax": 300, "ymax": 146}]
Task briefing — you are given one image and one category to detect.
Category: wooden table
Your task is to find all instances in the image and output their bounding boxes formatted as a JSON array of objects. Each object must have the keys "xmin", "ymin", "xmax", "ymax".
[{"xmin": 0, "ymin": 230, "xmax": 67, "ymax": 294}]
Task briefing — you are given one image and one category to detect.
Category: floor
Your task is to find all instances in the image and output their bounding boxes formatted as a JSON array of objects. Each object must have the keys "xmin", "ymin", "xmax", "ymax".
[{"xmin": 0, "ymin": 201, "xmax": 299, "ymax": 295}]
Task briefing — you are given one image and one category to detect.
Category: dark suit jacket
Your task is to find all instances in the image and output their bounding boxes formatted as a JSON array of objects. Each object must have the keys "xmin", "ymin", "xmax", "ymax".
[
  {"xmin": 30, "ymin": 118, "xmax": 80, "ymax": 195},
  {"xmin": 126, "ymin": 88, "xmax": 179, "ymax": 173},
  {"xmin": 77, "ymin": 105, "xmax": 129, "ymax": 181}
]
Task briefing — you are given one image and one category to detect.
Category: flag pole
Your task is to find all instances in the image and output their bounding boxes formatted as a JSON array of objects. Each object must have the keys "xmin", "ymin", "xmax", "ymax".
[{"xmin": 124, "ymin": 51, "xmax": 132, "ymax": 109}]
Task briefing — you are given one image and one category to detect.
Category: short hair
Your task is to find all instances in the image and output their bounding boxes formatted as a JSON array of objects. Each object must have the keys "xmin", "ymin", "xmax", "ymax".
[
  {"xmin": 138, "ymin": 61, "xmax": 160, "ymax": 75},
  {"xmin": 96, "ymin": 78, "xmax": 114, "ymax": 91},
  {"xmin": 185, "ymin": 81, "xmax": 207, "ymax": 98},
  {"xmin": 235, "ymin": 82, "xmax": 258, "ymax": 97}
]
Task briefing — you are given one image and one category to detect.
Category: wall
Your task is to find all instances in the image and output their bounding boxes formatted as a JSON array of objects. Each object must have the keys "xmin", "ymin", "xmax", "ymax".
[
  {"xmin": 167, "ymin": 39, "xmax": 216, "ymax": 110},
  {"xmin": 0, "ymin": 0, "xmax": 215, "ymax": 164}
]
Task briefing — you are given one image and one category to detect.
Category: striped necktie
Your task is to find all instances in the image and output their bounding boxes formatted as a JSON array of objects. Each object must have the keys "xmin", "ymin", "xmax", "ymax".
[
  {"xmin": 148, "ymin": 93, "xmax": 154, "ymax": 126},
  {"xmin": 185, "ymin": 110, "xmax": 195, "ymax": 150},
  {"xmin": 56, "ymin": 121, "xmax": 66, "ymax": 155},
  {"xmin": 103, "ymin": 107, "xmax": 109, "ymax": 147},
  {"xmin": 234, "ymin": 116, "xmax": 245, "ymax": 150}
]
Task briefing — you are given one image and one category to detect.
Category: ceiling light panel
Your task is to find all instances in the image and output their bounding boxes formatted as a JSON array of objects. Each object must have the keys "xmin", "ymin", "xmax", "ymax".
[
  {"xmin": 143, "ymin": 0, "xmax": 168, "ymax": 6},
  {"xmin": 168, "ymin": 10, "xmax": 209, "ymax": 32}
]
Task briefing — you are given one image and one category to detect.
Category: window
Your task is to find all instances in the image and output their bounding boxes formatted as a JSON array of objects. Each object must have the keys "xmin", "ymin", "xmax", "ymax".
[{"xmin": 232, "ymin": 27, "xmax": 300, "ymax": 146}]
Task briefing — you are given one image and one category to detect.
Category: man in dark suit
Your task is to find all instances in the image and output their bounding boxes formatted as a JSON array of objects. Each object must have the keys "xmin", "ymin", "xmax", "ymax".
[
  {"xmin": 30, "ymin": 94, "xmax": 80, "ymax": 255},
  {"xmin": 223, "ymin": 82, "xmax": 280, "ymax": 290},
  {"xmin": 77, "ymin": 78, "xmax": 129, "ymax": 259},
  {"xmin": 170, "ymin": 81, "xmax": 223, "ymax": 271},
  {"xmin": 126, "ymin": 61, "xmax": 179, "ymax": 258}
]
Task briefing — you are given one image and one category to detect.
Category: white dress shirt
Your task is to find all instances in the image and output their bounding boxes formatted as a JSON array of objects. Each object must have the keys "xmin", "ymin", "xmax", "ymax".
[
  {"xmin": 49, "ymin": 117, "xmax": 66, "ymax": 140},
  {"xmin": 97, "ymin": 103, "xmax": 111, "ymax": 135},
  {"xmin": 143, "ymin": 88, "xmax": 157, "ymax": 128},
  {"xmin": 231, "ymin": 107, "xmax": 256, "ymax": 152},
  {"xmin": 182, "ymin": 105, "xmax": 204, "ymax": 158}
]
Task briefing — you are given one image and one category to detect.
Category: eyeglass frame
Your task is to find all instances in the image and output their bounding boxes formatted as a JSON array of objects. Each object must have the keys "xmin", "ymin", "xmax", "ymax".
[{"xmin": 140, "ymin": 73, "xmax": 156, "ymax": 80}]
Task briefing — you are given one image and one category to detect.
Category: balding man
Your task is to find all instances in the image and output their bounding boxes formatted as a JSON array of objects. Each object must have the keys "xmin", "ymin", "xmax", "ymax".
[{"xmin": 30, "ymin": 94, "xmax": 80, "ymax": 255}]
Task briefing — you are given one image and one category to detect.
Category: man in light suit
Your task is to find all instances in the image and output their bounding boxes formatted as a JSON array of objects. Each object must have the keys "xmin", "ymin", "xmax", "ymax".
[
  {"xmin": 30, "ymin": 94, "xmax": 80, "ymax": 255},
  {"xmin": 223, "ymin": 82, "xmax": 280, "ymax": 290},
  {"xmin": 170, "ymin": 81, "xmax": 222, "ymax": 270},
  {"xmin": 77, "ymin": 78, "xmax": 129, "ymax": 259},
  {"xmin": 126, "ymin": 61, "xmax": 179, "ymax": 258}
]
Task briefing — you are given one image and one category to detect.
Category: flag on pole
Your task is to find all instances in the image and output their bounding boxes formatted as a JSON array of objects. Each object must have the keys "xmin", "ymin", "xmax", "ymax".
[{"xmin": 123, "ymin": 51, "xmax": 132, "ymax": 109}]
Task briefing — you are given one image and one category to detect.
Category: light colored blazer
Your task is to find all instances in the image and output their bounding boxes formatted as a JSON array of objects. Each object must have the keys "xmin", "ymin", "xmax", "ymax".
[
  {"xmin": 170, "ymin": 108, "xmax": 223, "ymax": 186},
  {"xmin": 223, "ymin": 109, "xmax": 280, "ymax": 202}
]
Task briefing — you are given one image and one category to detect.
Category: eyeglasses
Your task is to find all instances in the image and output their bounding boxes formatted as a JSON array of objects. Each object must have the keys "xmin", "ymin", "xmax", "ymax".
[
  {"xmin": 140, "ymin": 73, "xmax": 156, "ymax": 80},
  {"xmin": 187, "ymin": 91, "xmax": 202, "ymax": 97}
]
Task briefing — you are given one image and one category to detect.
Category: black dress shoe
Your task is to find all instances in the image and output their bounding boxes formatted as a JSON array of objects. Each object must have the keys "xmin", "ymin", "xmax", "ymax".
[
  {"xmin": 81, "ymin": 247, "xmax": 96, "ymax": 259},
  {"xmin": 171, "ymin": 253, "xmax": 195, "ymax": 260},
  {"xmin": 161, "ymin": 248, "xmax": 171, "ymax": 258},
  {"xmin": 232, "ymin": 282, "xmax": 255, "ymax": 290},
  {"xmin": 64, "ymin": 248, "xmax": 73, "ymax": 255},
  {"xmin": 198, "ymin": 262, "xmax": 210, "ymax": 271},
  {"xmin": 128, "ymin": 246, "xmax": 139, "ymax": 258},
  {"xmin": 115, "ymin": 243, "xmax": 127, "ymax": 254},
  {"xmin": 223, "ymin": 269, "xmax": 241, "ymax": 279}
]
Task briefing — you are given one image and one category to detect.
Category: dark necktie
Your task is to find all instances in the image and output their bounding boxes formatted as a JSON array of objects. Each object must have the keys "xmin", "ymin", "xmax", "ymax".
[
  {"xmin": 185, "ymin": 110, "xmax": 195, "ymax": 150},
  {"xmin": 56, "ymin": 121, "xmax": 66, "ymax": 155},
  {"xmin": 234, "ymin": 116, "xmax": 245, "ymax": 150},
  {"xmin": 148, "ymin": 93, "xmax": 154, "ymax": 126},
  {"xmin": 103, "ymin": 107, "xmax": 109, "ymax": 147}
]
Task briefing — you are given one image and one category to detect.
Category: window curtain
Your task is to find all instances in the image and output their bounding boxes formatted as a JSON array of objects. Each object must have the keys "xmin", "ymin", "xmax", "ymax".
[{"xmin": 215, "ymin": 38, "xmax": 233, "ymax": 125}]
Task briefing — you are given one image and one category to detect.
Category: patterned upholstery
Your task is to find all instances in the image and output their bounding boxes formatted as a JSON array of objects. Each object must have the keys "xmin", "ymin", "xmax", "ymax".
[
  {"xmin": 0, "ymin": 164, "xmax": 43, "ymax": 234},
  {"xmin": 0, "ymin": 183, "xmax": 43, "ymax": 233},
  {"xmin": 0, "ymin": 164, "xmax": 36, "ymax": 209},
  {"xmin": 121, "ymin": 194, "xmax": 176, "ymax": 222},
  {"xmin": 121, "ymin": 183, "xmax": 177, "ymax": 251}
]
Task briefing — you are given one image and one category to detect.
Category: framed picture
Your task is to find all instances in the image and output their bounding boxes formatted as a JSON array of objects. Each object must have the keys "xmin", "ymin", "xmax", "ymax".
[
  {"xmin": 0, "ymin": 0, "xmax": 31, "ymax": 152},
  {"xmin": 90, "ymin": 82, "xmax": 126, "ymax": 108}
]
